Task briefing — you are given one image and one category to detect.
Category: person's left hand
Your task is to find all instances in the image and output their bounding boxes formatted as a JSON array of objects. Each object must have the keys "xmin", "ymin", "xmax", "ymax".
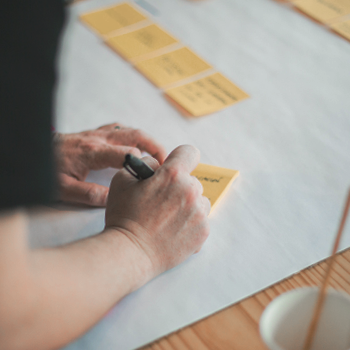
[{"xmin": 53, "ymin": 123, "xmax": 167, "ymax": 207}]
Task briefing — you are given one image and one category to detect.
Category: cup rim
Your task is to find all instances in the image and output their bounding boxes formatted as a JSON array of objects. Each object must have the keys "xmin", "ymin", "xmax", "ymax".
[{"xmin": 259, "ymin": 287, "xmax": 350, "ymax": 350}]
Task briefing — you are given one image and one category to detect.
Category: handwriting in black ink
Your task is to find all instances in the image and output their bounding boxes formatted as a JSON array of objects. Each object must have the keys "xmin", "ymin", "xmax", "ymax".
[{"xmin": 196, "ymin": 176, "xmax": 223, "ymax": 183}]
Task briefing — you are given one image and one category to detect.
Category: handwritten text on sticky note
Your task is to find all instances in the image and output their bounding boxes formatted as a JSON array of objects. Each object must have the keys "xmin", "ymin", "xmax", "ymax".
[
  {"xmin": 80, "ymin": 3, "xmax": 147, "ymax": 36},
  {"xmin": 106, "ymin": 24, "xmax": 179, "ymax": 60},
  {"xmin": 135, "ymin": 47, "xmax": 212, "ymax": 87},
  {"xmin": 165, "ymin": 72, "xmax": 249, "ymax": 117},
  {"xmin": 191, "ymin": 163, "xmax": 239, "ymax": 213}
]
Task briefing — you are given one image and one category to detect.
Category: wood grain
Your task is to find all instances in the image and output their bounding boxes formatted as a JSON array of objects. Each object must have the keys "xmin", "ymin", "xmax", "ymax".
[{"xmin": 139, "ymin": 248, "xmax": 350, "ymax": 350}]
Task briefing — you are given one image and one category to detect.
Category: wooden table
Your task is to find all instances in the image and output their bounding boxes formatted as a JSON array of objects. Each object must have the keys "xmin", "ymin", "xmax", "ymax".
[{"xmin": 140, "ymin": 248, "xmax": 350, "ymax": 350}]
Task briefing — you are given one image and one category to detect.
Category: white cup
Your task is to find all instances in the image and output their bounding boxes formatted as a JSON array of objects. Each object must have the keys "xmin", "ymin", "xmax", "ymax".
[{"xmin": 259, "ymin": 287, "xmax": 350, "ymax": 350}]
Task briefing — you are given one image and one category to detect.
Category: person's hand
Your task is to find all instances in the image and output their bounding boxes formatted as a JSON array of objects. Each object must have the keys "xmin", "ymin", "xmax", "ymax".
[
  {"xmin": 105, "ymin": 145, "xmax": 211, "ymax": 277},
  {"xmin": 54, "ymin": 123, "xmax": 167, "ymax": 207}
]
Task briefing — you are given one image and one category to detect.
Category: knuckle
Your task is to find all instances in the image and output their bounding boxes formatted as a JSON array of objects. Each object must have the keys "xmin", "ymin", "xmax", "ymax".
[
  {"xmin": 202, "ymin": 222, "xmax": 210, "ymax": 240},
  {"xmin": 184, "ymin": 188, "xmax": 197, "ymax": 207},
  {"xmin": 85, "ymin": 186, "xmax": 99, "ymax": 204},
  {"xmin": 193, "ymin": 221, "xmax": 210, "ymax": 250},
  {"xmin": 204, "ymin": 196, "xmax": 211, "ymax": 213},
  {"xmin": 195, "ymin": 221, "xmax": 210, "ymax": 246},
  {"xmin": 128, "ymin": 147, "xmax": 142, "ymax": 158},
  {"xmin": 184, "ymin": 181, "xmax": 205, "ymax": 208},
  {"xmin": 194, "ymin": 178, "xmax": 204, "ymax": 195},
  {"xmin": 133, "ymin": 129, "xmax": 144, "ymax": 139},
  {"xmin": 162, "ymin": 166, "xmax": 181, "ymax": 184},
  {"xmin": 82, "ymin": 142, "xmax": 98, "ymax": 154}
]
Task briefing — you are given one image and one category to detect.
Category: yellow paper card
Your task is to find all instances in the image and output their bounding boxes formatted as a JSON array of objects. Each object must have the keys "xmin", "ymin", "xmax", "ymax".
[
  {"xmin": 106, "ymin": 24, "xmax": 179, "ymax": 60},
  {"xmin": 294, "ymin": 0, "xmax": 350, "ymax": 23},
  {"xmin": 331, "ymin": 20, "xmax": 350, "ymax": 40},
  {"xmin": 134, "ymin": 47, "xmax": 212, "ymax": 87},
  {"xmin": 80, "ymin": 3, "xmax": 147, "ymax": 36},
  {"xmin": 165, "ymin": 72, "xmax": 249, "ymax": 117},
  {"xmin": 191, "ymin": 164, "xmax": 239, "ymax": 213}
]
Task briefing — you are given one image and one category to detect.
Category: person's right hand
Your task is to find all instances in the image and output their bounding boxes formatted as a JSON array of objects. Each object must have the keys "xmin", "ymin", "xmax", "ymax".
[{"xmin": 105, "ymin": 145, "xmax": 211, "ymax": 277}]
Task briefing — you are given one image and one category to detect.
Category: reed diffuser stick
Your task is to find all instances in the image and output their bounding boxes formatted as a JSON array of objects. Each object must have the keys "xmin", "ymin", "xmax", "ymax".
[{"xmin": 303, "ymin": 189, "xmax": 350, "ymax": 350}]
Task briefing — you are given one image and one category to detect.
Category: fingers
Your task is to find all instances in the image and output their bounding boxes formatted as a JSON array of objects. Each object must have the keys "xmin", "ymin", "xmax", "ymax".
[
  {"xmin": 193, "ymin": 196, "xmax": 211, "ymax": 254},
  {"xmin": 202, "ymin": 195, "xmax": 211, "ymax": 216},
  {"xmin": 141, "ymin": 156, "xmax": 161, "ymax": 172},
  {"xmin": 189, "ymin": 175, "xmax": 211, "ymax": 214},
  {"xmin": 90, "ymin": 145, "xmax": 142, "ymax": 170},
  {"xmin": 107, "ymin": 128, "xmax": 167, "ymax": 164},
  {"xmin": 58, "ymin": 174, "xmax": 109, "ymax": 207},
  {"xmin": 86, "ymin": 124, "xmax": 167, "ymax": 164},
  {"xmin": 163, "ymin": 145, "xmax": 200, "ymax": 174}
]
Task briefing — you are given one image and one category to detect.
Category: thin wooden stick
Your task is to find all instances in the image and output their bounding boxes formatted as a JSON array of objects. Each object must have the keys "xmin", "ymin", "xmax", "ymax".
[{"xmin": 302, "ymin": 189, "xmax": 350, "ymax": 350}]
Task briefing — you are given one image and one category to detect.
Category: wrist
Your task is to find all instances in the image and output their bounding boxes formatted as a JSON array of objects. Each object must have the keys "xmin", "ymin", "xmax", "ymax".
[{"xmin": 101, "ymin": 227, "xmax": 157, "ymax": 291}]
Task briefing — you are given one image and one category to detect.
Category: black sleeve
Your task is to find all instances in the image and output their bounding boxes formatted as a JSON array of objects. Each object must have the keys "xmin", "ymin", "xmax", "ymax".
[{"xmin": 0, "ymin": 1, "xmax": 65, "ymax": 210}]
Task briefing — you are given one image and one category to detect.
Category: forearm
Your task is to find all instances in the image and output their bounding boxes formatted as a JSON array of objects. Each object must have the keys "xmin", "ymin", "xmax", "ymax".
[{"xmin": 0, "ymin": 217, "xmax": 153, "ymax": 350}]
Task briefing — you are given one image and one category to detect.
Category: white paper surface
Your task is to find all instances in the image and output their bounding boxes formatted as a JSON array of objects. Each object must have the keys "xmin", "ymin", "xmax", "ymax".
[{"xmin": 27, "ymin": 0, "xmax": 350, "ymax": 349}]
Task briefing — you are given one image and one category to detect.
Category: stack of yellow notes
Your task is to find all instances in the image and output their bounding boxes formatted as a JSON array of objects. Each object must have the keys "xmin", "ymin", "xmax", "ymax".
[
  {"xmin": 81, "ymin": 3, "xmax": 242, "ymax": 213},
  {"xmin": 80, "ymin": 2, "xmax": 249, "ymax": 118}
]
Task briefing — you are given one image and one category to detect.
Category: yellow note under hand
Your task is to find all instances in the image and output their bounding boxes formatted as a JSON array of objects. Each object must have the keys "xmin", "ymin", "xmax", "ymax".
[
  {"xmin": 135, "ymin": 47, "xmax": 212, "ymax": 87},
  {"xmin": 191, "ymin": 163, "xmax": 239, "ymax": 213},
  {"xmin": 80, "ymin": 3, "xmax": 147, "ymax": 36},
  {"xmin": 106, "ymin": 24, "xmax": 179, "ymax": 60},
  {"xmin": 294, "ymin": 0, "xmax": 350, "ymax": 23},
  {"xmin": 165, "ymin": 72, "xmax": 249, "ymax": 117}
]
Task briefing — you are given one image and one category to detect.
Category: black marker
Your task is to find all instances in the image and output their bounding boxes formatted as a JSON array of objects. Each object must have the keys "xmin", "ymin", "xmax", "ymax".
[{"xmin": 123, "ymin": 154, "xmax": 155, "ymax": 180}]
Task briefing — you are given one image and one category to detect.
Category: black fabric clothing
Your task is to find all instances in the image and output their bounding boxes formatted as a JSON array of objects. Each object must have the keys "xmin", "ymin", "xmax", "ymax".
[{"xmin": 0, "ymin": 2, "xmax": 65, "ymax": 210}]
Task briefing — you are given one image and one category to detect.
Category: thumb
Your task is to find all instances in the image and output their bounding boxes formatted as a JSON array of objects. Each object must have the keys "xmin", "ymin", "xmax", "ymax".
[
  {"xmin": 58, "ymin": 173, "xmax": 109, "ymax": 207},
  {"xmin": 109, "ymin": 155, "xmax": 161, "ymax": 187},
  {"xmin": 141, "ymin": 156, "xmax": 161, "ymax": 172},
  {"xmin": 163, "ymin": 145, "xmax": 200, "ymax": 174}
]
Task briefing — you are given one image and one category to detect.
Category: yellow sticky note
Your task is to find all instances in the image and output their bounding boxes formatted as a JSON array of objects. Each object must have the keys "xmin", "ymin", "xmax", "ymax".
[
  {"xmin": 106, "ymin": 24, "xmax": 179, "ymax": 60},
  {"xmin": 80, "ymin": 3, "xmax": 147, "ymax": 36},
  {"xmin": 331, "ymin": 19, "xmax": 350, "ymax": 40},
  {"xmin": 165, "ymin": 72, "xmax": 249, "ymax": 117},
  {"xmin": 134, "ymin": 47, "xmax": 212, "ymax": 87},
  {"xmin": 191, "ymin": 164, "xmax": 239, "ymax": 213},
  {"xmin": 294, "ymin": 0, "xmax": 350, "ymax": 23}
]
